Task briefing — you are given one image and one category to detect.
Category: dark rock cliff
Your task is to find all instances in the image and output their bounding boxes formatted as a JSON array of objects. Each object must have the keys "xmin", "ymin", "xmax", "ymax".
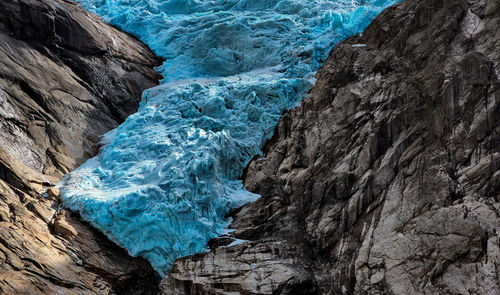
[
  {"xmin": 162, "ymin": 0, "xmax": 499, "ymax": 294},
  {"xmin": 0, "ymin": 0, "xmax": 162, "ymax": 294}
]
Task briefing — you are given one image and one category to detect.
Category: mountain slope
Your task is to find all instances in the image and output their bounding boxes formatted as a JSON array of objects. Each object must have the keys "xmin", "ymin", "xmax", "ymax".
[
  {"xmin": 0, "ymin": 0, "xmax": 162, "ymax": 294},
  {"xmin": 162, "ymin": 0, "xmax": 500, "ymax": 294}
]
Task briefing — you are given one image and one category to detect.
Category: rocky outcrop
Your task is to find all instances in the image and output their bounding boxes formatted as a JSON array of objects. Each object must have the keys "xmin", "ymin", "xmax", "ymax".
[
  {"xmin": 162, "ymin": 0, "xmax": 500, "ymax": 294},
  {"xmin": 0, "ymin": 0, "xmax": 162, "ymax": 294}
]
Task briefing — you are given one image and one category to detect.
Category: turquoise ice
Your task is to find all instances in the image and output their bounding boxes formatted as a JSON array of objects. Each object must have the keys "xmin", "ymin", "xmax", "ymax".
[{"xmin": 59, "ymin": 0, "xmax": 401, "ymax": 275}]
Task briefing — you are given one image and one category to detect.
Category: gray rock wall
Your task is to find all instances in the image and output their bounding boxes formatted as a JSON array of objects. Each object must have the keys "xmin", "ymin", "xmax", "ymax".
[{"xmin": 162, "ymin": 0, "xmax": 500, "ymax": 294}]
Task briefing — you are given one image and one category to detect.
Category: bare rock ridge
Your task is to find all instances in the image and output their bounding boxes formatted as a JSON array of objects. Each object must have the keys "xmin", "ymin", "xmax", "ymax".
[
  {"xmin": 0, "ymin": 0, "xmax": 162, "ymax": 294},
  {"xmin": 163, "ymin": 0, "xmax": 500, "ymax": 294}
]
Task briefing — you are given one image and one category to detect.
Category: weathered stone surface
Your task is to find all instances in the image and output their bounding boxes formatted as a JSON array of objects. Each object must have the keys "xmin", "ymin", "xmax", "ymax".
[
  {"xmin": 163, "ymin": 0, "xmax": 500, "ymax": 294},
  {"xmin": 0, "ymin": 0, "xmax": 162, "ymax": 294},
  {"xmin": 160, "ymin": 241, "xmax": 314, "ymax": 295},
  {"xmin": 46, "ymin": 187, "xmax": 60, "ymax": 202},
  {"xmin": 52, "ymin": 210, "xmax": 78, "ymax": 238}
]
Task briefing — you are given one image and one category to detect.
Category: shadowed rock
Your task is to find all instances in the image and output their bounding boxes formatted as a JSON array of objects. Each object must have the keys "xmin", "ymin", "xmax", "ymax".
[{"xmin": 162, "ymin": 0, "xmax": 500, "ymax": 294}]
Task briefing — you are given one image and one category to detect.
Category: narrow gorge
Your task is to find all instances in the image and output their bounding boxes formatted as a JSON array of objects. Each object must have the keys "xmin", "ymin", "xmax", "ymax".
[{"xmin": 0, "ymin": 0, "xmax": 498, "ymax": 294}]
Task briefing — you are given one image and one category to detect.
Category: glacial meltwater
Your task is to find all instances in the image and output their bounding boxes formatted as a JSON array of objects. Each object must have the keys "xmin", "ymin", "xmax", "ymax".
[{"xmin": 58, "ymin": 0, "xmax": 401, "ymax": 275}]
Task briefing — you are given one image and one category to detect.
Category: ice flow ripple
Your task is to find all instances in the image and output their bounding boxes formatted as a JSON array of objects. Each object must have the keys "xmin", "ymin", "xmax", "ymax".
[{"xmin": 58, "ymin": 0, "xmax": 401, "ymax": 275}]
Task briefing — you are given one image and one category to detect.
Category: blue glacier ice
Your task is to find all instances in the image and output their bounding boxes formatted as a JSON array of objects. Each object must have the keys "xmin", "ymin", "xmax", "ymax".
[{"xmin": 59, "ymin": 0, "xmax": 401, "ymax": 276}]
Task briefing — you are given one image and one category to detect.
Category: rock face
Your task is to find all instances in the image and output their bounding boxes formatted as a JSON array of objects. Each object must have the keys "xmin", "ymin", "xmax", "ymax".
[
  {"xmin": 162, "ymin": 0, "xmax": 500, "ymax": 294},
  {"xmin": 0, "ymin": 0, "xmax": 162, "ymax": 294}
]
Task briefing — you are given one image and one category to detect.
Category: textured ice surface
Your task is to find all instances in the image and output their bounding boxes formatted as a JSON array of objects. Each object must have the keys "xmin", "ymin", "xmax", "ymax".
[{"xmin": 59, "ymin": 0, "xmax": 401, "ymax": 275}]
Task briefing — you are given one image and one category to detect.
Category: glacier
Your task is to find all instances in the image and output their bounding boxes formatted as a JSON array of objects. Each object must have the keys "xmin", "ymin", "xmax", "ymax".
[{"xmin": 59, "ymin": 0, "xmax": 401, "ymax": 276}]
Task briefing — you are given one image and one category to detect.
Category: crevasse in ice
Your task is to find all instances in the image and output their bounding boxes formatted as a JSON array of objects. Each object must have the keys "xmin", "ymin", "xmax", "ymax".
[{"xmin": 59, "ymin": 0, "xmax": 401, "ymax": 275}]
